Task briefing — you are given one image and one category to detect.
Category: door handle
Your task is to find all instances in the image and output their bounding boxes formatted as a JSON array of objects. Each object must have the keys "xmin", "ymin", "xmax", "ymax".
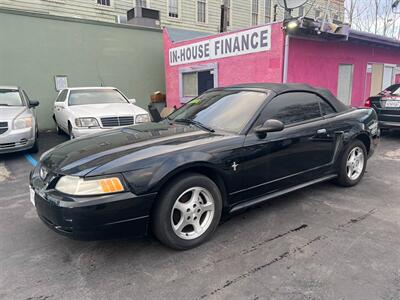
[{"xmin": 317, "ymin": 128, "xmax": 327, "ymax": 135}]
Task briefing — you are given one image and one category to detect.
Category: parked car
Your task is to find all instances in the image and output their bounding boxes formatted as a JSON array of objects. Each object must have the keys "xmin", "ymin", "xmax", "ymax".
[
  {"xmin": 53, "ymin": 87, "xmax": 150, "ymax": 139},
  {"xmin": 31, "ymin": 83, "xmax": 379, "ymax": 250},
  {"xmin": 0, "ymin": 86, "xmax": 39, "ymax": 154},
  {"xmin": 366, "ymin": 83, "xmax": 400, "ymax": 131}
]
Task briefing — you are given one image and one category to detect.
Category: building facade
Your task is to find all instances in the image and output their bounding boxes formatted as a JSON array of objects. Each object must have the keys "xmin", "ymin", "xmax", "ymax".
[
  {"xmin": 0, "ymin": 0, "xmax": 345, "ymax": 32},
  {"xmin": 163, "ymin": 22, "xmax": 400, "ymax": 108}
]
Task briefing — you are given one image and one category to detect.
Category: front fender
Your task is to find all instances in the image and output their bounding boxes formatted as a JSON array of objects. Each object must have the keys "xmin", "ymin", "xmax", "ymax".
[{"xmin": 123, "ymin": 151, "xmax": 216, "ymax": 194}]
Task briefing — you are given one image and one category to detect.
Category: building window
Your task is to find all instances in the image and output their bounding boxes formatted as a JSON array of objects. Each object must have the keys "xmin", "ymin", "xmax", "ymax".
[
  {"xmin": 180, "ymin": 65, "xmax": 217, "ymax": 102},
  {"xmin": 252, "ymin": 0, "xmax": 259, "ymax": 25},
  {"xmin": 168, "ymin": 0, "xmax": 179, "ymax": 18},
  {"xmin": 197, "ymin": 0, "xmax": 206, "ymax": 22},
  {"xmin": 136, "ymin": 0, "xmax": 147, "ymax": 7},
  {"xmin": 182, "ymin": 72, "xmax": 198, "ymax": 98},
  {"xmin": 298, "ymin": 6, "xmax": 304, "ymax": 17},
  {"xmin": 224, "ymin": 0, "xmax": 231, "ymax": 26},
  {"xmin": 97, "ymin": 0, "xmax": 110, "ymax": 6},
  {"xmin": 264, "ymin": 0, "xmax": 271, "ymax": 23},
  {"xmin": 315, "ymin": 9, "xmax": 321, "ymax": 19}
]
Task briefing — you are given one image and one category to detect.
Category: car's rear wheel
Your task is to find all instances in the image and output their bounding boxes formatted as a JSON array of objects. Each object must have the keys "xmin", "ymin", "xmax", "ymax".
[
  {"xmin": 336, "ymin": 140, "xmax": 367, "ymax": 187},
  {"xmin": 152, "ymin": 173, "xmax": 222, "ymax": 250}
]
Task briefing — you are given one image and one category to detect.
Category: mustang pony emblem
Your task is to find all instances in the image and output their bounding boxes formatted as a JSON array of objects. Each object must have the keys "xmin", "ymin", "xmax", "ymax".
[{"xmin": 232, "ymin": 162, "xmax": 239, "ymax": 171}]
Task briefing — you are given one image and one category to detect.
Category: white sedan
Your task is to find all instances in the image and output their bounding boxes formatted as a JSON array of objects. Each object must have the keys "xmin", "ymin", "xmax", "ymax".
[{"xmin": 53, "ymin": 87, "xmax": 150, "ymax": 139}]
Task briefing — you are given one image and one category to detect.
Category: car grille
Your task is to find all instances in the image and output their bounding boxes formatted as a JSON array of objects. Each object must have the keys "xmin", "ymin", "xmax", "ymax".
[
  {"xmin": 0, "ymin": 140, "xmax": 28, "ymax": 149},
  {"xmin": 0, "ymin": 122, "xmax": 8, "ymax": 135},
  {"xmin": 101, "ymin": 116, "xmax": 134, "ymax": 127}
]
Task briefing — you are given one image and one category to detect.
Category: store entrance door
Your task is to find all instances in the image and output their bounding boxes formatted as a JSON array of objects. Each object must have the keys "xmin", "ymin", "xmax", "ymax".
[{"xmin": 198, "ymin": 70, "xmax": 214, "ymax": 95}]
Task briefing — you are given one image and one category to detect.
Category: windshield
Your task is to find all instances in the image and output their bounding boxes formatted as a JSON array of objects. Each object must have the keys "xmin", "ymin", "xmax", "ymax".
[
  {"xmin": 68, "ymin": 89, "xmax": 128, "ymax": 106},
  {"xmin": 0, "ymin": 89, "xmax": 23, "ymax": 106},
  {"xmin": 168, "ymin": 90, "xmax": 267, "ymax": 133},
  {"xmin": 381, "ymin": 84, "xmax": 400, "ymax": 96}
]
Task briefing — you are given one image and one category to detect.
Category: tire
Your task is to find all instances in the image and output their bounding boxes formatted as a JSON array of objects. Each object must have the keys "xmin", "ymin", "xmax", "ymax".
[
  {"xmin": 29, "ymin": 139, "xmax": 39, "ymax": 153},
  {"xmin": 336, "ymin": 140, "xmax": 367, "ymax": 187},
  {"xmin": 152, "ymin": 173, "xmax": 222, "ymax": 250},
  {"xmin": 53, "ymin": 115, "xmax": 63, "ymax": 135},
  {"xmin": 56, "ymin": 124, "xmax": 63, "ymax": 135},
  {"xmin": 68, "ymin": 123, "xmax": 75, "ymax": 140}
]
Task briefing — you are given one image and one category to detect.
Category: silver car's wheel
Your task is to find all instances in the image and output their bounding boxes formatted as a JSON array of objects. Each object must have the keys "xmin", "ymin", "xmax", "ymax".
[
  {"xmin": 171, "ymin": 187, "xmax": 215, "ymax": 240},
  {"xmin": 346, "ymin": 146, "xmax": 364, "ymax": 181}
]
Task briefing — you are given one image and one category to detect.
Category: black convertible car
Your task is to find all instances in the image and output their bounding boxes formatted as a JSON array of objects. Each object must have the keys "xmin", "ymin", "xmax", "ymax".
[{"xmin": 30, "ymin": 83, "xmax": 380, "ymax": 250}]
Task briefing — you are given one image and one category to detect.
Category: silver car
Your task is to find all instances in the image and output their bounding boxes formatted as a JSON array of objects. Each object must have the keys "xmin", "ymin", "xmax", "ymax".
[{"xmin": 0, "ymin": 86, "xmax": 39, "ymax": 154}]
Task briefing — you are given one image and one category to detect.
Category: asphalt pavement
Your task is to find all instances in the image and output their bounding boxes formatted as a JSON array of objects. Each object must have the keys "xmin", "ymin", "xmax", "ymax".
[{"xmin": 1, "ymin": 132, "xmax": 400, "ymax": 300}]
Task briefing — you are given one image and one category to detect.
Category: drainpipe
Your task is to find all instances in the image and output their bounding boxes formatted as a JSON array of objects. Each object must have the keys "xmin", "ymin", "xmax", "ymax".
[{"xmin": 282, "ymin": 33, "xmax": 290, "ymax": 83}]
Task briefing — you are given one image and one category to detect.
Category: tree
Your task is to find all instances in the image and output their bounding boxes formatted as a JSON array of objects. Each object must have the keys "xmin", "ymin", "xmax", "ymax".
[{"xmin": 345, "ymin": 0, "xmax": 400, "ymax": 39}]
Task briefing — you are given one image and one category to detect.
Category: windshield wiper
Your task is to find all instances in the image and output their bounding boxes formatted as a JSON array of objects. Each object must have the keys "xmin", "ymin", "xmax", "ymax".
[
  {"xmin": 0, "ymin": 104, "xmax": 10, "ymax": 106},
  {"xmin": 174, "ymin": 118, "xmax": 215, "ymax": 133}
]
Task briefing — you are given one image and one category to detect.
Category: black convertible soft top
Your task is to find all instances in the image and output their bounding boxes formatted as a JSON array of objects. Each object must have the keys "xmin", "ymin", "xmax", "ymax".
[{"xmin": 210, "ymin": 83, "xmax": 350, "ymax": 113}]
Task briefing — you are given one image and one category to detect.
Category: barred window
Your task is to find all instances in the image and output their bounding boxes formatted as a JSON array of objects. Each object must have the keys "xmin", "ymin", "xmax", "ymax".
[
  {"xmin": 168, "ymin": 0, "xmax": 179, "ymax": 18},
  {"xmin": 97, "ymin": 0, "xmax": 110, "ymax": 6},
  {"xmin": 264, "ymin": 0, "xmax": 271, "ymax": 23},
  {"xmin": 197, "ymin": 0, "xmax": 206, "ymax": 22},
  {"xmin": 252, "ymin": 0, "xmax": 259, "ymax": 25}
]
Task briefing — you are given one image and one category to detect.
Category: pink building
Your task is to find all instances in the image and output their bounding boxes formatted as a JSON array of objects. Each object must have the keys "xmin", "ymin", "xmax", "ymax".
[{"xmin": 163, "ymin": 22, "xmax": 400, "ymax": 108}]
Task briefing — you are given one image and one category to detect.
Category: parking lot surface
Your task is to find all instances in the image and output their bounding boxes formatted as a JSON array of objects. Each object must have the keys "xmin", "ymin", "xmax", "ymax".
[{"xmin": 1, "ymin": 132, "xmax": 400, "ymax": 300}]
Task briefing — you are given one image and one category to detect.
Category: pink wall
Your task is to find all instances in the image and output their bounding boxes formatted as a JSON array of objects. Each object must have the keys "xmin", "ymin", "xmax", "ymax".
[
  {"xmin": 164, "ymin": 23, "xmax": 285, "ymax": 107},
  {"xmin": 288, "ymin": 37, "xmax": 400, "ymax": 106}
]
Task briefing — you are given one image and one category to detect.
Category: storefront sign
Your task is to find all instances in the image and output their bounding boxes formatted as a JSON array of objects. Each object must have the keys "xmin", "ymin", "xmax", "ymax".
[{"xmin": 169, "ymin": 25, "xmax": 271, "ymax": 66}]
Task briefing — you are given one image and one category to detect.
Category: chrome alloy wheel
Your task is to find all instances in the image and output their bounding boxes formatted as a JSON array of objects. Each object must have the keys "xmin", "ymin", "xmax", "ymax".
[
  {"xmin": 170, "ymin": 187, "xmax": 215, "ymax": 240},
  {"xmin": 346, "ymin": 146, "xmax": 365, "ymax": 181}
]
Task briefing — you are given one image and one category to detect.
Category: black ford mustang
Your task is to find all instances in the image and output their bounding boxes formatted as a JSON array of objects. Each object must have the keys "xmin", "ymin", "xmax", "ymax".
[{"xmin": 30, "ymin": 83, "xmax": 380, "ymax": 250}]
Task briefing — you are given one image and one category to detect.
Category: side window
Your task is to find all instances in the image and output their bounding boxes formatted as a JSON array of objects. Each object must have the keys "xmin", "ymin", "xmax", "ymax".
[
  {"xmin": 56, "ymin": 89, "xmax": 68, "ymax": 103},
  {"xmin": 316, "ymin": 95, "xmax": 336, "ymax": 116},
  {"xmin": 257, "ymin": 92, "xmax": 322, "ymax": 126}
]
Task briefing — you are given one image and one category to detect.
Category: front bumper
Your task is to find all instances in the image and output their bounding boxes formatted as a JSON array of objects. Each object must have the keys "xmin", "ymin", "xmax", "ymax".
[
  {"xmin": 0, "ymin": 127, "xmax": 35, "ymax": 154},
  {"xmin": 379, "ymin": 121, "xmax": 400, "ymax": 130},
  {"xmin": 30, "ymin": 170, "xmax": 157, "ymax": 240},
  {"xmin": 72, "ymin": 127, "xmax": 113, "ymax": 138}
]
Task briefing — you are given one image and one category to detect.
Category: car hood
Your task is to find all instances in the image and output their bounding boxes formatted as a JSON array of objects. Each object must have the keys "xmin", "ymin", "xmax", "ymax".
[
  {"xmin": 41, "ymin": 122, "xmax": 235, "ymax": 176},
  {"xmin": 0, "ymin": 107, "xmax": 27, "ymax": 121},
  {"xmin": 69, "ymin": 103, "xmax": 148, "ymax": 118}
]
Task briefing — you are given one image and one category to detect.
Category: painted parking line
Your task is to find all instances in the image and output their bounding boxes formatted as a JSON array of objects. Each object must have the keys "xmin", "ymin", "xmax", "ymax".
[{"xmin": 24, "ymin": 154, "xmax": 37, "ymax": 167}]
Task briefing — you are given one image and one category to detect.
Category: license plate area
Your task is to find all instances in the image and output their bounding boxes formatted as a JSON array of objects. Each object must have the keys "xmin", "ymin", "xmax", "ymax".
[{"xmin": 384, "ymin": 100, "xmax": 400, "ymax": 108}]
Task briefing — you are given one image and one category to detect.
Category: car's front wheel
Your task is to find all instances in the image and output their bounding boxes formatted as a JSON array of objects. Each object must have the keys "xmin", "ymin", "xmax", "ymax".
[
  {"xmin": 152, "ymin": 173, "xmax": 222, "ymax": 250},
  {"xmin": 336, "ymin": 140, "xmax": 367, "ymax": 187}
]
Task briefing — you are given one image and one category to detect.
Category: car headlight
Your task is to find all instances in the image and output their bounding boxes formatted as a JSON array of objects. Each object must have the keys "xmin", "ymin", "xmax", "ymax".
[
  {"xmin": 135, "ymin": 114, "xmax": 150, "ymax": 123},
  {"xmin": 75, "ymin": 118, "xmax": 99, "ymax": 128},
  {"xmin": 14, "ymin": 116, "xmax": 33, "ymax": 129},
  {"xmin": 55, "ymin": 175, "xmax": 125, "ymax": 196}
]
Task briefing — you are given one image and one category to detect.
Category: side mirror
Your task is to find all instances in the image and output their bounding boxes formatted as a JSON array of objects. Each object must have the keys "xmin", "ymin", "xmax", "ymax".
[
  {"xmin": 128, "ymin": 98, "xmax": 136, "ymax": 104},
  {"xmin": 254, "ymin": 119, "xmax": 284, "ymax": 138},
  {"xmin": 29, "ymin": 100, "xmax": 39, "ymax": 108}
]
